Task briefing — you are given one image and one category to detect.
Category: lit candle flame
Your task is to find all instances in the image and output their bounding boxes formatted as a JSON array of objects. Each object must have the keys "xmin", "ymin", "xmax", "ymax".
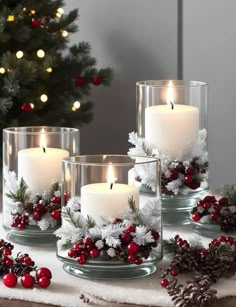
[
  {"xmin": 107, "ymin": 163, "xmax": 117, "ymax": 190},
  {"xmin": 40, "ymin": 128, "xmax": 47, "ymax": 153},
  {"xmin": 167, "ymin": 81, "xmax": 174, "ymax": 109}
]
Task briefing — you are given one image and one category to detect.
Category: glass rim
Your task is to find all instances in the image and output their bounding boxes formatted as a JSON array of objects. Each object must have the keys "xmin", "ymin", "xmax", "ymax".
[
  {"xmin": 136, "ymin": 80, "xmax": 208, "ymax": 88},
  {"xmin": 3, "ymin": 126, "xmax": 79, "ymax": 135},
  {"xmin": 62, "ymin": 154, "xmax": 158, "ymax": 166}
]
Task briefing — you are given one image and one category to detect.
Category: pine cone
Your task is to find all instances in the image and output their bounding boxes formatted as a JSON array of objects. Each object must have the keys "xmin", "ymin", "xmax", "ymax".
[
  {"xmin": 22, "ymin": 201, "xmax": 34, "ymax": 214},
  {"xmin": 219, "ymin": 209, "xmax": 236, "ymax": 233},
  {"xmin": 46, "ymin": 202, "xmax": 61, "ymax": 213}
]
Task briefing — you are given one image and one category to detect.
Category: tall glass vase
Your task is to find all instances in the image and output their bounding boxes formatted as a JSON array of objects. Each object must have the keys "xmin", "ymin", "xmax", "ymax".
[{"xmin": 135, "ymin": 80, "xmax": 208, "ymax": 225}]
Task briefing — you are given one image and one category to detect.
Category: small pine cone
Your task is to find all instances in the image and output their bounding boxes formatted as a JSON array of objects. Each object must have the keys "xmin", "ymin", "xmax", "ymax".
[
  {"xmin": 219, "ymin": 210, "xmax": 236, "ymax": 233},
  {"xmin": 46, "ymin": 202, "xmax": 61, "ymax": 213},
  {"xmin": 23, "ymin": 201, "xmax": 34, "ymax": 213}
]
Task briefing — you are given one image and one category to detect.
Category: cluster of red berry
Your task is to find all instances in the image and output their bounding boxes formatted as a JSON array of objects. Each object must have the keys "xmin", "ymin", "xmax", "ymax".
[
  {"xmin": 0, "ymin": 239, "xmax": 52, "ymax": 288},
  {"xmin": 11, "ymin": 195, "xmax": 63, "ymax": 230},
  {"xmin": 68, "ymin": 221, "xmax": 160, "ymax": 265},
  {"xmin": 74, "ymin": 75, "xmax": 103, "ymax": 87},
  {"xmin": 191, "ymin": 195, "xmax": 229, "ymax": 222},
  {"xmin": 160, "ymin": 234, "xmax": 236, "ymax": 288},
  {"xmin": 162, "ymin": 159, "xmax": 207, "ymax": 195}
]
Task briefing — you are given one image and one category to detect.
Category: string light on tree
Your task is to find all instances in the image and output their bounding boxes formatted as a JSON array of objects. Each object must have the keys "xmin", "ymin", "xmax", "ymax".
[
  {"xmin": 61, "ymin": 30, "xmax": 68, "ymax": 38},
  {"xmin": 46, "ymin": 67, "xmax": 52, "ymax": 73},
  {"xmin": 40, "ymin": 94, "xmax": 48, "ymax": 103},
  {"xmin": 56, "ymin": 8, "xmax": 64, "ymax": 18},
  {"xmin": 0, "ymin": 67, "xmax": 6, "ymax": 74},
  {"xmin": 7, "ymin": 15, "xmax": 15, "ymax": 22},
  {"xmin": 30, "ymin": 103, "xmax": 35, "ymax": 109},
  {"xmin": 16, "ymin": 51, "xmax": 24, "ymax": 59},
  {"xmin": 73, "ymin": 101, "xmax": 81, "ymax": 109},
  {"xmin": 30, "ymin": 10, "xmax": 36, "ymax": 15},
  {"xmin": 37, "ymin": 49, "xmax": 45, "ymax": 58}
]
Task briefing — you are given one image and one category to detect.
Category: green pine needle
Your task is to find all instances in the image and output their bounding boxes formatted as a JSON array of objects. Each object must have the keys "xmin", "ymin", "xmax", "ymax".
[
  {"xmin": 222, "ymin": 185, "xmax": 236, "ymax": 205},
  {"xmin": 86, "ymin": 215, "xmax": 96, "ymax": 228},
  {"xmin": 128, "ymin": 196, "xmax": 143, "ymax": 225},
  {"xmin": 6, "ymin": 177, "xmax": 29, "ymax": 203}
]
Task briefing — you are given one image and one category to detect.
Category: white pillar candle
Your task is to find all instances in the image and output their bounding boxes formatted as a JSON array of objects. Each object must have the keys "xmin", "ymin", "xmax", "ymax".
[
  {"xmin": 18, "ymin": 129, "xmax": 69, "ymax": 194},
  {"xmin": 81, "ymin": 183, "xmax": 139, "ymax": 222},
  {"xmin": 145, "ymin": 82, "xmax": 199, "ymax": 159},
  {"xmin": 18, "ymin": 147, "xmax": 69, "ymax": 194}
]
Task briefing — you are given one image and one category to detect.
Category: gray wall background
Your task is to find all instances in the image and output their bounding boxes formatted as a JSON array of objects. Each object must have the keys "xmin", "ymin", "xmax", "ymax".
[{"xmin": 65, "ymin": 0, "xmax": 236, "ymax": 188}]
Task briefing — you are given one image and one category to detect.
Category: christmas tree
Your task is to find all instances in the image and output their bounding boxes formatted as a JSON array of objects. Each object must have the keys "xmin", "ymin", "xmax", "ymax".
[{"xmin": 0, "ymin": 0, "xmax": 113, "ymax": 129}]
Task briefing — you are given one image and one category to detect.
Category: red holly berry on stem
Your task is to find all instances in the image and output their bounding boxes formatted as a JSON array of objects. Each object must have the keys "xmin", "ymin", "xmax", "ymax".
[
  {"xmin": 91, "ymin": 75, "xmax": 102, "ymax": 86},
  {"xmin": 151, "ymin": 230, "xmax": 160, "ymax": 241},
  {"xmin": 218, "ymin": 236, "xmax": 226, "ymax": 242},
  {"xmin": 21, "ymin": 274, "xmax": 35, "ymax": 288},
  {"xmin": 38, "ymin": 277, "xmax": 51, "ymax": 288},
  {"xmin": 36, "ymin": 267, "xmax": 52, "ymax": 280},
  {"xmin": 226, "ymin": 236, "xmax": 234, "ymax": 245},
  {"xmin": 185, "ymin": 167, "xmax": 194, "ymax": 176},
  {"xmin": 192, "ymin": 212, "xmax": 201, "ymax": 222},
  {"xmin": 68, "ymin": 249, "xmax": 77, "ymax": 258},
  {"xmin": 75, "ymin": 76, "xmax": 85, "ymax": 86},
  {"xmin": 188, "ymin": 181, "xmax": 200, "ymax": 190},
  {"xmin": 21, "ymin": 103, "xmax": 32, "ymax": 112},
  {"xmin": 32, "ymin": 211, "xmax": 42, "ymax": 221},
  {"xmin": 34, "ymin": 204, "xmax": 46, "ymax": 215},
  {"xmin": 5, "ymin": 258, "xmax": 14, "ymax": 267},
  {"xmin": 127, "ymin": 242, "xmax": 140, "ymax": 254},
  {"xmin": 121, "ymin": 232, "xmax": 132, "ymax": 243},
  {"xmin": 51, "ymin": 210, "xmax": 61, "ymax": 220},
  {"xmin": 3, "ymin": 249, "xmax": 12, "ymax": 256},
  {"xmin": 90, "ymin": 248, "xmax": 100, "ymax": 258},
  {"xmin": 31, "ymin": 18, "xmax": 41, "ymax": 28},
  {"xmin": 125, "ymin": 225, "xmax": 136, "ymax": 233},
  {"xmin": 218, "ymin": 197, "xmax": 229, "ymax": 206},
  {"xmin": 77, "ymin": 255, "xmax": 87, "ymax": 264},
  {"xmin": 18, "ymin": 223, "xmax": 26, "ymax": 230},
  {"xmin": 3, "ymin": 273, "xmax": 17, "ymax": 288},
  {"xmin": 210, "ymin": 212, "xmax": 218, "ymax": 221},
  {"xmin": 214, "ymin": 204, "xmax": 222, "ymax": 212},
  {"xmin": 113, "ymin": 218, "xmax": 122, "ymax": 224},
  {"xmin": 51, "ymin": 196, "xmax": 61, "ymax": 204},
  {"xmin": 83, "ymin": 237, "xmax": 93, "ymax": 246},
  {"xmin": 197, "ymin": 200, "xmax": 204, "ymax": 207},
  {"xmin": 200, "ymin": 249, "xmax": 209, "ymax": 256},
  {"xmin": 135, "ymin": 257, "xmax": 143, "ymax": 265},
  {"xmin": 203, "ymin": 202, "xmax": 211, "ymax": 210},
  {"xmin": 184, "ymin": 175, "xmax": 192, "ymax": 185},
  {"xmin": 127, "ymin": 254, "xmax": 136, "ymax": 262},
  {"xmin": 170, "ymin": 269, "xmax": 178, "ymax": 276},
  {"xmin": 170, "ymin": 169, "xmax": 179, "ymax": 180},
  {"xmin": 161, "ymin": 279, "xmax": 169, "ymax": 288},
  {"xmin": 203, "ymin": 195, "xmax": 216, "ymax": 203}
]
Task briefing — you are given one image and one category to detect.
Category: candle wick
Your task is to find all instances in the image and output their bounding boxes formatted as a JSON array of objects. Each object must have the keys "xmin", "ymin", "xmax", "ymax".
[
  {"xmin": 170, "ymin": 101, "xmax": 174, "ymax": 110},
  {"xmin": 110, "ymin": 183, "xmax": 113, "ymax": 190},
  {"xmin": 43, "ymin": 147, "xmax": 46, "ymax": 153}
]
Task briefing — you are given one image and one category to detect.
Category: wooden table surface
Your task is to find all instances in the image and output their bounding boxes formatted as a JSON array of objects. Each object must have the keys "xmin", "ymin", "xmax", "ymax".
[{"xmin": 1, "ymin": 296, "xmax": 236, "ymax": 307}]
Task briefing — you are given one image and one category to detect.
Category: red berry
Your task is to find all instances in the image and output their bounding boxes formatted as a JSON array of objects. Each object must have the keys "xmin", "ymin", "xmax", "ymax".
[
  {"xmin": 51, "ymin": 196, "xmax": 61, "ymax": 204},
  {"xmin": 21, "ymin": 274, "xmax": 35, "ymax": 288},
  {"xmin": 113, "ymin": 218, "xmax": 122, "ymax": 224},
  {"xmin": 218, "ymin": 236, "xmax": 226, "ymax": 242},
  {"xmin": 17, "ymin": 223, "xmax": 26, "ymax": 230},
  {"xmin": 90, "ymin": 248, "xmax": 100, "ymax": 258},
  {"xmin": 127, "ymin": 242, "xmax": 140, "ymax": 254},
  {"xmin": 210, "ymin": 212, "xmax": 218, "ymax": 221},
  {"xmin": 34, "ymin": 204, "xmax": 46, "ymax": 215},
  {"xmin": 135, "ymin": 257, "xmax": 143, "ymax": 265},
  {"xmin": 51, "ymin": 210, "xmax": 61, "ymax": 220},
  {"xmin": 203, "ymin": 196, "xmax": 216, "ymax": 203},
  {"xmin": 38, "ymin": 277, "xmax": 50, "ymax": 288},
  {"xmin": 203, "ymin": 202, "xmax": 211, "ymax": 210},
  {"xmin": 75, "ymin": 76, "xmax": 85, "ymax": 86},
  {"xmin": 77, "ymin": 255, "xmax": 87, "ymax": 264},
  {"xmin": 214, "ymin": 204, "xmax": 222, "ymax": 212},
  {"xmin": 192, "ymin": 212, "xmax": 201, "ymax": 222},
  {"xmin": 31, "ymin": 18, "xmax": 41, "ymax": 28},
  {"xmin": 81, "ymin": 250, "xmax": 89, "ymax": 257},
  {"xmin": 127, "ymin": 254, "xmax": 136, "ymax": 262},
  {"xmin": 184, "ymin": 175, "xmax": 192, "ymax": 185},
  {"xmin": 161, "ymin": 279, "xmax": 169, "ymax": 288},
  {"xmin": 5, "ymin": 258, "xmax": 14, "ymax": 266},
  {"xmin": 121, "ymin": 232, "xmax": 132, "ymax": 243},
  {"xmin": 36, "ymin": 267, "xmax": 52, "ymax": 280},
  {"xmin": 3, "ymin": 273, "xmax": 17, "ymax": 288},
  {"xmin": 73, "ymin": 243, "xmax": 83, "ymax": 252},
  {"xmin": 91, "ymin": 75, "xmax": 102, "ymax": 86},
  {"xmin": 151, "ymin": 230, "xmax": 160, "ymax": 241},
  {"xmin": 213, "ymin": 240, "xmax": 221, "ymax": 247},
  {"xmin": 170, "ymin": 169, "xmax": 179, "ymax": 180},
  {"xmin": 170, "ymin": 269, "xmax": 178, "ymax": 276},
  {"xmin": 197, "ymin": 200, "xmax": 204, "ymax": 207},
  {"xmin": 83, "ymin": 237, "xmax": 93, "ymax": 246},
  {"xmin": 218, "ymin": 197, "xmax": 229, "ymax": 206},
  {"xmin": 185, "ymin": 167, "xmax": 194, "ymax": 176},
  {"xmin": 64, "ymin": 192, "xmax": 69, "ymax": 201},
  {"xmin": 68, "ymin": 249, "xmax": 77, "ymax": 258},
  {"xmin": 3, "ymin": 249, "xmax": 12, "ymax": 256},
  {"xmin": 226, "ymin": 236, "xmax": 234, "ymax": 245},
  {"xmin": 125, "ymin": 225, "xmax": 136, "ymax": 233},
  {"xmin": 32, "ymin": 211, "xmax": 42, "ymax": 221},
  {"xmin": 86, "ymin": 244, "xmax": 94, "ymax": 251},
  {"xmin": 200, "ymin": 249, "xmax": 209, "ymax": 256},
  {"xmin": 21, "ymin": 103, "xmax": 32, "ymax": 112},
  {"xmin": 188, "ymin": 181, "xmax": 200, "ymax": 190},
  {"xmin": 23, "ymin": 256, "xmax": 32, "ymax": 265},
  {"xmin": 184, "ymin": 242, "xmax": 190, "ymax": 249}
]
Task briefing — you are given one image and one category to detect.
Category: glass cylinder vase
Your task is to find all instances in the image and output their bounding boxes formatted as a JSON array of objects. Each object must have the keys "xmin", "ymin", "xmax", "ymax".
[
  {"xmin": 3, "ymin": 126, "xmax": 80, "ymax": 246},
  {"xmin": 136, "ymin": 80, "xmax": 208, "ymax": 225},
  {"xmin": 56, "ymin": 155, "xmax": 162, "ymax": 280}
]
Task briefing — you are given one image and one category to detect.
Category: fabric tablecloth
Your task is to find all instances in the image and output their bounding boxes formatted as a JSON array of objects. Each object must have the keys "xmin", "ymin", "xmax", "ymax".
[{"xmin": 0, "ymin": 214, "xmax": 235, "ymax": 307}]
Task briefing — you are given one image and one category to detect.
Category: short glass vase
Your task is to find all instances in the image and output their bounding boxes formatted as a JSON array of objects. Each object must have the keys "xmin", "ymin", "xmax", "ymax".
[
  {"xmin": 56, "ymin": 154, "xmax": 162, "ymax": 279},
  {"xmin": 133, "ymin": 80, "xmax": 209, "ymax": 226},
  {"xmin": 2, "ymin": 126, "xmax": 80, "ymax": 246}
]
